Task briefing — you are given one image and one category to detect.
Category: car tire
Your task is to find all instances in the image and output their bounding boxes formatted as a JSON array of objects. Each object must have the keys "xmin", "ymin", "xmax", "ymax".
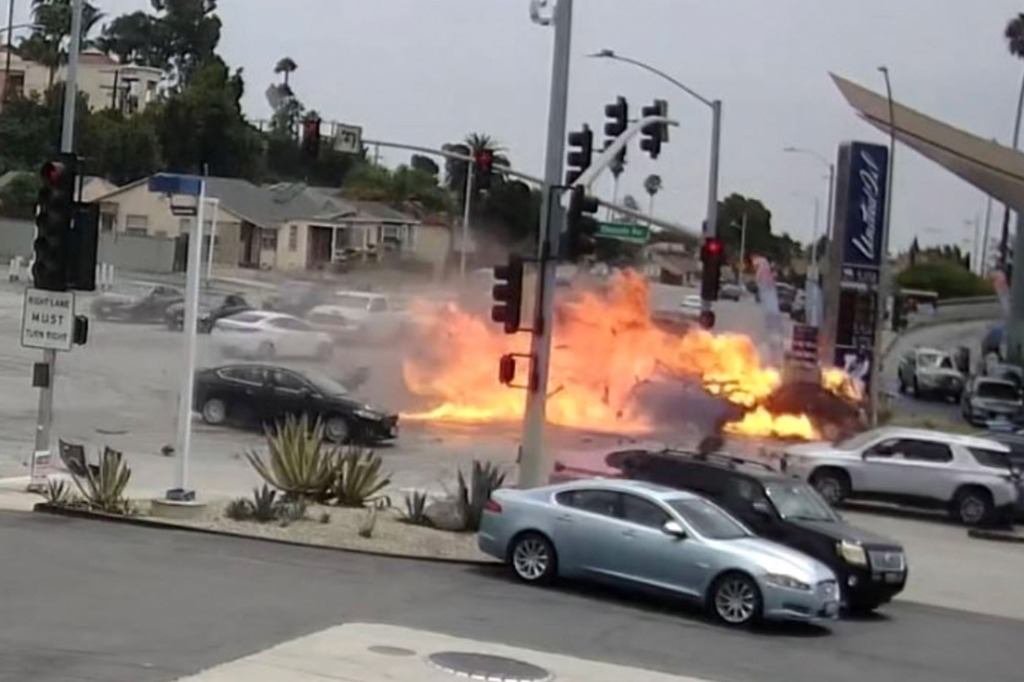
[
  {"xmin": 324, "ymin": 415, "xmax": 351, "ymax": 444},
  {"xmin": 952, "ymin": 486, "xmax": 994, "ymax": 526},
  {"xmin": 911, "ymin": 377, "xmax": 920, "ymax": 398},
  {"xmin": 316, "ymin": 342, "xmax": 333, "ymax": 361},
  {"xmin": 509, "ymin": 532, "xmax": 558, "ymax": 585},
  {"xmin": 257, "ymin": 341, "xmax": 275, "ymax": 360},
  {"xmin": 708, "ymin": 572, "xmax": 763, "ymax": 627},
  {"xmin": 846, "ymin": 598, "xmax": 885, "ymax": 616},
  {"xmin": 810, "ymin": 468, "xmax": 850, "ymax": 506},
  {"xmin": 201, "ymin": 398, "xmax": 228, "ymax": 426}
]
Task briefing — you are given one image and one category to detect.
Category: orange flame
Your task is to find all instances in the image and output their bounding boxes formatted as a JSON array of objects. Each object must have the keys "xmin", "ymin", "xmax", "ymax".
[{"xmin": 402, "ymin": 270, "xmax": 825, "ymax": 440}]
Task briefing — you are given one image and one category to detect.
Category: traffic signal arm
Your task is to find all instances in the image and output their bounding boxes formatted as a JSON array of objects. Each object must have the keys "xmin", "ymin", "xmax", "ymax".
[{"xmin": 568, "ymin": 113, "xmax": 678, "ymax": 190}]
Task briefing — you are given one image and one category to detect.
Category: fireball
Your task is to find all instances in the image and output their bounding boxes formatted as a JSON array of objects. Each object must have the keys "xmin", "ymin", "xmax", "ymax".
[{"xmin": 402, "ymin": 270, "xmax": 841, "ymax": 440}]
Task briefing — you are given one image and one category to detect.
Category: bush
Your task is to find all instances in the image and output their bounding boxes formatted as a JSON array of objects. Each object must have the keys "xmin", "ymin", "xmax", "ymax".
[
  {"xmin": 36, "ymin": 478, "xmax": 74, "ymax": 506},
  {"xmin": 332, "ymin": 448, "xmax": 392, "ymax": 508},
  {"xmin": 71, "ymin": 448, "xmax": 132, "ymax": 514},
  {"xmin": 224, "ymin": 485, "xmax": 307, "ymax": 524},
  {"xmin": 896, "ymin": 262, "xmax": 994, "ymax": 299},
  {"xmin": 457, "ymin": 461, "xmax": 506, "ymax": 532},
  {"xmin": 401, "ymin": 490, "xmax": 430, "ymax": 526},
  {"xmin": 246, "ymin": 415, "xmax": 336, "ymax": 501}
]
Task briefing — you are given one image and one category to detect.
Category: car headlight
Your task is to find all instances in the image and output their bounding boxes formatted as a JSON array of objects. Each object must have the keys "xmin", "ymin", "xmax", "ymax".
[
  {"xmin": 763, "ymin": 574, "xmax": 812, "ymax": 592},
  {"xmin": 354, "ymin": 409, "xmax": 382, "ymax": 421},
  {"xmin": 837, "ymin": 539, "xmax": 868, "ymax": 566}
]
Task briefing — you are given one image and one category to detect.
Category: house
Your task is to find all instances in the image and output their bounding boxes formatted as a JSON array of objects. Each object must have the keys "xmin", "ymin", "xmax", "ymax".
[
  {"xmin": 90, "ymin": 177, "xmax": 439, "ymax": 274},
  {"xmin": 0, "ymin": 47, "xmax": 162, "ymax": 114}
]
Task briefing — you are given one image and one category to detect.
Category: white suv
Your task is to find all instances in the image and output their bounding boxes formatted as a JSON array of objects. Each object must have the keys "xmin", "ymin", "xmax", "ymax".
[{"xmin": 783, "ymin": 426, "xmax": 1019, "ymax": 526}]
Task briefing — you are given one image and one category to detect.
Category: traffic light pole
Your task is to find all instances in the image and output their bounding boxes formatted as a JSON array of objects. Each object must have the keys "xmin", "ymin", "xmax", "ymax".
[
  {"xmin": 518, "ymin": 0, "xmax": 573, "ymax": 490},
  {"xmin": 32, "ymin": 0, "xmax": 83, "ymax": 465},
  {"xmin": 703, "ymin": 101, "xmax": 722, "ymax": 314},
  {"xmin": 459, "ymin": 163, "xmax": 475, "ymax": 278}
]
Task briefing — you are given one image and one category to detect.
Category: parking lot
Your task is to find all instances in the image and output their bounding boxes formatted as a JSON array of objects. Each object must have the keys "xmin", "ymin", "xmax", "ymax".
[{"xmin": 0, "ymin": 279, "xmax": 1022, "ymax": 622}]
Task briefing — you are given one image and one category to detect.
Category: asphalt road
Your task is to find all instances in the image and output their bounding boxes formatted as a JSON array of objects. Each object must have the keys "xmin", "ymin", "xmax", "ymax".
[{"xmin": 0, "ymin": 510, "xmax": 1020, "ymax": 682}]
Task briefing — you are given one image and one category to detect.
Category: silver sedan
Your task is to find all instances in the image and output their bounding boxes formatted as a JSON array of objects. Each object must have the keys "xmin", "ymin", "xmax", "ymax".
[{"xmin": 478, "ymin": 480, "xmax": 840, "ymax": 627}]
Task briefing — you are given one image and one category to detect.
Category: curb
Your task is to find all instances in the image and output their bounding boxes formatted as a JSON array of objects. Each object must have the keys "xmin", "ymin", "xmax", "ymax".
[
  {"xmin": 967, "ymin": 527, "xmax": 1024, "ymax": 544},
  {"xmin": 32, "ymin": 502, "xmax": 496, "ymax": 567}
]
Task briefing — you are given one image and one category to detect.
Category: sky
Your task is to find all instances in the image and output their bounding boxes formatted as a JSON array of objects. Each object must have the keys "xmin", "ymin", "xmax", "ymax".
[{"xmin": 8, "ymin": 0, "xmax": 1024, "ymax": 255}]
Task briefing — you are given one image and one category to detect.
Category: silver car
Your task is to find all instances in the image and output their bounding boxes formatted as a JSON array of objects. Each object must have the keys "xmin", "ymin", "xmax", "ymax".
[{"xmin": 478, "ymin": 480, "xmax": 840, "ymax": 627}]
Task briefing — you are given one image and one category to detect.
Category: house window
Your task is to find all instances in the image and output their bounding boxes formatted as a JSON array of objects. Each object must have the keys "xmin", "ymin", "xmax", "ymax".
[
  {"xmin": 100, "ymin": 213, "xmax": 115, "ymax": 233},
  {"xmin": 125, "ymin": 214, "xmax": 149, "ymax": 235},
  {"xmin": 261, "ymin": 230, "xmax": 278, "ymax": 250},
  {"xmin": 179, "ymin": 218, "xmax": 192, "ymax": 235},
  {"xmin": 289, "ymin": 225, "xmax": 298, "ymax": 251}
]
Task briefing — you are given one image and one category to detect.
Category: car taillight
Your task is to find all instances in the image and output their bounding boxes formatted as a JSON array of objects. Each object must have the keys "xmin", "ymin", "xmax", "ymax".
[{"xmin": 483, "ymin": 499, "xmax": 502, "ymax": 514}]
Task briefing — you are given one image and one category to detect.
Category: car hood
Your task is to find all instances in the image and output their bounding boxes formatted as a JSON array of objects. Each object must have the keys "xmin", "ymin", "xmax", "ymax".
[
  {"xmin": 724, "ymin": 537, "xmax": 833, "ymax": 580},
  {"xmin": 918, "ymin": 368, "xmax": 962, "ymax": 379},
  {"xmin": 971, "ymin": 397, "xmax": 1022, "ymax": 409},
  {"xmin": 786, "ymin": 518, "xmax": 902, "ymax": 548}
]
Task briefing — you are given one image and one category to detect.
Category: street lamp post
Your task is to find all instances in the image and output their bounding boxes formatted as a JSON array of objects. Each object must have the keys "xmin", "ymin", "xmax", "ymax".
[
  {"xmin": 591, "ymin": 48, "xmax": 722, "ymax": 311},
  {"xmin": 783, "ymin": 146, "xmax": 836, "ymax": 257},
  {"xmin": 871, "ymin": 66, "xmax": 897, "ymax": 427}
]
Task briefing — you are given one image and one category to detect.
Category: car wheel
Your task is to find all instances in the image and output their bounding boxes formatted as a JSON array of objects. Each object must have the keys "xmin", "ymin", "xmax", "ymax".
[
  {"xmin": 846, "ymin": 598, "xmax": 885, "ymax": 616},
  {"xmin": 316, "ymin": 342, "xmax": 333, "ymax": 361},
  {"xmin": 810, "ymin": 468, "xmax": 850, "ymax": 506},
  {"xmin": 324, "ymin": 415, "xmax": 351, "ymax": 443},
  {"xmin": 952, "ymin": 487, "xmax": 994, "ymax": 526},
  {"xmin": 201, "ymin": 398, "xmax": 228, "ymax": 426},
  {"xmin": 509, "ymin": 532, "xmax": 558, "ymax": 584},
  {"xmin": 911, "ymin": 377, "xmax": 920, "ymax": 398},
  {"xmin": 257, "ymin": 341, "xmax": 275, "ymax": 360},
  {"xmin": 709, "ymin": 572, "xmax": 762, "ymax": 627}
]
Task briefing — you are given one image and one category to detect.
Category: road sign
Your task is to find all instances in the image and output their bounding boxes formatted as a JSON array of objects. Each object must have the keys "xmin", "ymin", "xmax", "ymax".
[
  {"xmin": 21, "ymin": 288, "xmax": 74, "ymax": 351},
  {"xmin": 333, "ymin": 123, "xmax": 363, "ymax": 154},
  {"xmin": 597, "ymin": 222, "xmax": 650, "ymax": 244}
]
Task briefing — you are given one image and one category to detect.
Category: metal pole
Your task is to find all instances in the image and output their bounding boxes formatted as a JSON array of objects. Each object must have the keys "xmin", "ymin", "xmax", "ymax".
[
  {"xmin": 519, "ymin": 0, "xmax": 573, "ymax": 490},
  {"xmin": 459, "ymin": 162, "xmax": 474, "ymax": 278},
  {"xmin": 738, "ymin": 212, "xmax": 748, "ymax": 282},
  {"xmin": 810, "ymin": 197, "xmax": 821, "ymax": 268},
  {"xmin": 702, "ymin": 100, "xmax": 722, "ymax": 312},
  {"xmin": 205, "ymin": 198, "xmax": 219, "ymax": 283},
  {"xmin": 1000, "ymin": 70, "xmax": 1024, "ymax": 268},
  {"xmin": 32, "ymin": 0, "xmax": 82, "ymax": 470},
  {"xmin": 982, "ymin": 193, "xmax": 994, "ymax": 275},
  {"xmin": 2, "ymin": 0, "xmax": 14, "ymax": 103},
  {"xmin": 870, "ymin": 67, "xmax": 896, "ymax": 426},
  {"xmin": 824, "ymin": 164, "xmax": 835, "ymax": 244},
  {"xmin": 172, "ymin": 180, "xmax": 206, "ymax": 497}
]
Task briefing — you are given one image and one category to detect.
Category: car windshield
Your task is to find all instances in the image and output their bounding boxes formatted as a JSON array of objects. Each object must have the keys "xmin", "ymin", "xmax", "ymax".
[
  {"xmin": 336, "ymin": 294, "xmax": 372, "ymax": 309},
  {"xmin": 976, "ymin": 381, "xmax": 1020, "ymax": 401},
  {"xmin": 306, "ymin": 373, "xmax": 350, "ymax": 396},
  {"xmin": 666, "ymin": 499, "xmax": 751, "ymax": 540},
  {"xmin": 765, "ymin": 482, "xmax": 839, "ymax": 522},
  {"xmin": 919, "ymin": 352, "xmax": 953, "ymax": 369}
]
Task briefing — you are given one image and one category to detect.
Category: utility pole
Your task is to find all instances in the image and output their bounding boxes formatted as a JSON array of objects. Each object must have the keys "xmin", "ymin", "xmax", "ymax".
[
  {"xmin": 870, "ymin": 66, "xmax": 896, "ymax": 426},
  {"xmin": 737, "ymin": 212, "xmax": 748, "ymax": 283},
  {"xmin": 519, "ymin": 0, "xmax": 573, "ymax": 489},
  {"xmin": 33, "ymin": 0, "xmax": 83, "ymax": 463}
]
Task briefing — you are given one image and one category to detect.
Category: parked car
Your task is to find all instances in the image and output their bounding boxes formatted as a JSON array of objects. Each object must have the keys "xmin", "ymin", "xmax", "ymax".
[
  {"xmin": 783, "ymin": 427, "xmax": 1019, "ymax": 526},
  {"xmin": 969, "ymin": 430, "xmax": 1024, "ymax": 519},
  {"xmin": 961, "ymin": 376, "xmax": 1024, "ymax": 427},
  {"xmin": 210, "ymin": 311, "xmax": 334, "ymax": 360},
  {"xmin": 305, "ymin": 304, "xmax": 362, "ymax": 343},
  {"xmin": 90, "ymin": 285, "xmax": 183, "ymax": 323},
  {"xmin": 192, "ymin": 363, "xmax": 398, "ymax": 444},
  {"xmin": 329, "ymin": 291, "xmax": 409, "ymax": 343},
  {"xmin": 551, "ymin": 446, "xmax": 906, "ymax": 613},
  {"xmin": 479, "ymin": 479, "xmax": 840, "ymax": 627},
  {"xmin": 897, "ymin": 347, "xmax": 965, "ymax": 401},
  {"xmin": 720, "ymin": 283, "xmax": 743, "ymax": 301},
  {"xmin": 165, "ymin": 293, "xmax": 252, "ymax": 333},
  {"xmin": 776, "ymin": 283, "xmax": 796, "ymax": 313},
  {"xmin": 262, "ymin": 283, "xmax": 329, "ymax": 317}
]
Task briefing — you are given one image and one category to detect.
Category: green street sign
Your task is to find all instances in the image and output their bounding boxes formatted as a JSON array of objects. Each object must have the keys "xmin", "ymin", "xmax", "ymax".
[{"xmin": 597, "ymin": 222, "xmax": 650, "ymax": 244}]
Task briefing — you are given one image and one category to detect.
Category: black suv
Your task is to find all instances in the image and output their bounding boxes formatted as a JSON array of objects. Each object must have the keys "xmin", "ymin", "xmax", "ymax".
[{"xmin": 614, "ymin": 448, "xmax": 908, "ymax": 613}]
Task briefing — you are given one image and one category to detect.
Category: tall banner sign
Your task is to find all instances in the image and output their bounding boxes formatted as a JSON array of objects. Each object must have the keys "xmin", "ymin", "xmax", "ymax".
[{"xmin": 827, "ymin": 141, "xmax": 890, "ymax": 395}]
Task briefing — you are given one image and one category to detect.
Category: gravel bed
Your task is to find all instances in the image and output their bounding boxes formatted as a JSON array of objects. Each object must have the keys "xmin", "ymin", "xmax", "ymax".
[{"xmin": 144, "ymin": 500, "xmax": 496, "ymax": 563}]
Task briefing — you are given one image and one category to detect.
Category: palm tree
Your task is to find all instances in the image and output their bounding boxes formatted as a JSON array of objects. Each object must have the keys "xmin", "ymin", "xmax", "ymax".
[
  {"xmin": 643, "ymin": 174, "xmax": 662, "ymax": 221},
  {"xmin": 444, "ymin": 132, "xmax": 509, "ymax": 196},
  {"xmin": 274, "ymin": 56, "xmax": 297, "ymax": 86},
  {"xmin": 23, "ymin": 0, "xmax": 104, "ymax": 88}
]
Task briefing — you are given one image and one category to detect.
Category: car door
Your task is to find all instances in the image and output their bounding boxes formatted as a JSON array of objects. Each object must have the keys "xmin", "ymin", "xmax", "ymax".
[
  {"xmin": 885, "ymin": 439, "xmax": 956, "ymax": 502},
  {"xmin": 548, "ymin": 489, "xmax": 622, "ymax": 578},
  {"xmin": 615, "ymin": 493, "xmax": 707, "ymax": 598},
  {"xmin": 265, "ymin": 368, "xmax": 315, "ymax": 425},
  {"xmin": 218, "ymin": 366, "xmax": 265, "ymax": 424},
  {"xmin": 859, "ymin": 438, "xmax": 936, "ymax": 496},
  {"xmin": 266, "ymin": 318, "xmax": 306, "ymax": 356}
]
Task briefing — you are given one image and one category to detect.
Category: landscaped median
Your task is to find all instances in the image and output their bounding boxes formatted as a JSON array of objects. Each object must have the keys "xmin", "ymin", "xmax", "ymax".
[{"xmin": 31, "ymin": 416, "xmax": 504, "ymax": 564}]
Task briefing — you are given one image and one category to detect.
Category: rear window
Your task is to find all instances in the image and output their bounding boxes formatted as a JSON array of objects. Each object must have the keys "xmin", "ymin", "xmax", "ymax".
[
  {"xmin": 969, "ymin": 448, "xmax": 1014, "ymax": 470},
  {"xmin": 336, "ymin": 295, "xmax": 372, "ymax": 309},
  {"xmin": 976, "ymin": 381, "xmax": 1020, "ymax": 401}
]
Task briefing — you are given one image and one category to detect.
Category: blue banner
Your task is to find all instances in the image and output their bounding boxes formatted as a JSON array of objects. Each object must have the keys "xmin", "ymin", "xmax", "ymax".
[{"xmin": 835, "ymin": 142, "xmax": 889, "ymax": 284}]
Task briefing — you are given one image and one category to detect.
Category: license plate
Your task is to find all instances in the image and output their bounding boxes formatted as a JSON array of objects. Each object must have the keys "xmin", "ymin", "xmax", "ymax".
[{"xmin": 884, "ymin": 573, "xmax": 902, "ymax": 583}]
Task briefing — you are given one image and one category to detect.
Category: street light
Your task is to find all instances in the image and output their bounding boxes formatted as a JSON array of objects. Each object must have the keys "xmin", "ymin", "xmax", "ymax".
[
  {"xmin": 590, "ymin": 48, "xmax": 722, "ymax": 313},
  {"xmin": 783, "ymin": 146, "xmax": 836, "ymax": 260},
  {"xmin": 871, "ymin": 65, "xmax": 897, "ymax": 427}
]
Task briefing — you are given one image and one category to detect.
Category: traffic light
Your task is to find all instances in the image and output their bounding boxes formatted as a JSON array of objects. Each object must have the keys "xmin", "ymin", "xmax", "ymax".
[
  {"xmin": 33, "ymin": 155, "xmax": 78, "ymax": 291},
  {"xmin": 604, "ymin": 96, "xmax": 629, "ymax": 167},
  {"xmin": 565, "ymin": 124, "xmax": 594, "ymax": 185},
  {"xmin": 698, "ymin": 309, "xmax": 716, "ymax": 331},
  {"xmin": 491, "ymin": 255, "xmax": 525, "ymax": 334},
  {"xmin": 498, "ymin": 353, "xmax": 516, "ymax": 385},
  {"xmin": 475, "ymin": 149, "xmax": 495, "ymax": 191},
  {"xmin": 68, "ymin": 202, "xmax": 100, "ymax": 291},
  {"xmin": 700, "ymin": 236, "xmax": 724, "ymax": 302},
  {"xmin": 300, "ymin": 116, "xmax": 321, "ymax": 162},
  {"xmin": 640, "ymin": 99, "xmax": 669, "ymax": 159},
  {"xmin": 562, "ymin": 185, "xmax": 600, "ymax": 261}
]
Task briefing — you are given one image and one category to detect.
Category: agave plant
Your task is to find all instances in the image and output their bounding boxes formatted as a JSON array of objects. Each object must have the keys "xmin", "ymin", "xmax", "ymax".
[
  {"xmin": 246, "ymin": 415, "xmax": 336, "ymax": 501},
  {"xmin": 401, "ymin": 490, "xmax": 430, "ymax": 526},
  {"xmin": 358, "ymin": 506, "xmax": 378, "ymax": 538},
  {"xmin": 71, "ymin": 448, "xmax": 132, "ymax": 514},
  {"xmin": 250, "ymin": 484, "xmax": 280, "ymax": 523},
  {"xmin": 37, "ymin": 477, "xmax": 73, "ymax": 506},
  {"xmin": 332, "ymin": 448, "xmax": 392, "ymax": 508},
  {"xmin": 457, "ymin": 461, "xmax": 506, "ymax": 532}
]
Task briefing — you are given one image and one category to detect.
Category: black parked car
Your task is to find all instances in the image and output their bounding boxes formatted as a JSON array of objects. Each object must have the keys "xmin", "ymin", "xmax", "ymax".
[
  {"xmin": 612, "ymin": 448, "xmax": 908, "ymax": 613},
  {"xmin": 91, "ymin": 285, "xmax": 184, "ymax": 322},
  {"xmin": 165, "ymin": 293, "xmax": 252, "ymax": 333},
  {"xmin": 193, "ymin": 364, "xmax": 398, "ymax": 444}
]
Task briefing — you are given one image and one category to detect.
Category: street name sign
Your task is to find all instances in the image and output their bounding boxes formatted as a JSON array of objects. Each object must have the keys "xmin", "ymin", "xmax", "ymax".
[
  {"xmin": 333, "ymin": 123, "xmax": 363, "ymax": 155},
  {"xmin": 597, "ymin": 222, "xmax": 650, "ymax": 244},
  {"xmin": 21, "ymin": 288, "xmax": 74, "ymax": 351}
]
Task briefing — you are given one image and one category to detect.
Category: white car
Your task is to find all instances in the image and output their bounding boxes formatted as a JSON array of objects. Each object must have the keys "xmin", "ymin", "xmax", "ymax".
[
  {"xmin": 783, "ymin": 426, "xmax": 1019, "ymax": 526},
  {"xmin": 210, "ymin": 311, "xmax": 334, "ymax": 360},
  {"xmin": 331, "ymin": 291, "xmax": 409, "ymax": 343}
]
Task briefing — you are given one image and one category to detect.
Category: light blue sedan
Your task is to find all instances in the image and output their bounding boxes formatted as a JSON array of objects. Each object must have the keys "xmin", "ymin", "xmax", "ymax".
[{"xmin": 479, "ymin": 480, "xmax": 840, "ymax": 627}]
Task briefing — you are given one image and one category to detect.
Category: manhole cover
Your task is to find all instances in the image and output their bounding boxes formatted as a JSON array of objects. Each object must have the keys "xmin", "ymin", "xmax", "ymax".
[
  {"xmin": 368, "ymin": 645, "xmax": 416, "ymax": 657},
  {"xmin": 427, "ymin": 651, "xmax": 552, "ymax": 682}
]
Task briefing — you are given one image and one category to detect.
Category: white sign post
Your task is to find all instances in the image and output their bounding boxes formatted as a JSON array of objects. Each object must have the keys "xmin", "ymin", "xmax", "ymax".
[
  {"xmin": 21, "ymin": 289, "xmax": 75, "ymax": 352},
  {"xmin": 333, "ymin": 123, "xmax": 363, "ymax": 155}
]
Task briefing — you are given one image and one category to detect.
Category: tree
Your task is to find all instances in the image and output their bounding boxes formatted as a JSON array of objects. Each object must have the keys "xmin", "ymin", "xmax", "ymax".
[
  {"xmin": 1006, "ymin": 13, "xmax": 1024, "ymax": 58},
  {"xmin": 443, "ymin": 133, "xmax": 508, "ymax": 198},
  {"xmin": 715, "ymin": 192, "xmax": 800, "ymax": 268},
  {"xmin": 79, "ymin": 109, "xmax": 161, "ymax": 185},
  {"xmin": 274, "ymin": 56, "xmax": 297, "ymax": 86},
  {"xmin": 643, "ymin": 174, "xmax": 662, "ymax": 216},
  {"xmin": 341, "ymin": 162, "xmax": 451, "ymax": 213},
  {"xmin": 897, "ymin": 261, "xmax": 994, "ymax": 299},
  {"xmin": 96, "ymin": 11, "xmax": 169, "ymax": 67},
  {"xmin": 410, "ymin": 154, "xmax": 439, "ymax": 178},
  {"xmin": 0, "ymin": 172, "xmax": 42, "ymax": 219},
  {"xmin": 21, "ymin": 0, "xmax": 104, "ymax": 88}
]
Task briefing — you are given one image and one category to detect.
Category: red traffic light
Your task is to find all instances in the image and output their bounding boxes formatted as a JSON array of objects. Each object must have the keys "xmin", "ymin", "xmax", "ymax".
[
  {"xmin": 41, "ymin": 161, "xmax": 68, "ymax": 185},
  {"xmin": 698, "ymin": 310, "xmax": 716, "ymax": 330},
  {"xmin": 704, "ymin": 237, "xmax": 724, "ymax": 258},
  {"xmin": 476, "ymin": 150, "xmax": 494, "ymax": 169}
]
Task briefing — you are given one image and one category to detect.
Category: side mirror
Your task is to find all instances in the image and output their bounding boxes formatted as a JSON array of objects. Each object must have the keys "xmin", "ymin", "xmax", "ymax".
[{"xmin": 662, "ymin": 520, "xmax": 687, "ymax": 539}]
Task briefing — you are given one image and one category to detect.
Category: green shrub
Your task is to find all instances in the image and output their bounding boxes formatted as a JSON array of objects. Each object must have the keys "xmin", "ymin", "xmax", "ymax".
[
  {"xmin": 71, "ymin": 448, "xmax": 132, "ymax": 514},
  {"xmin": 457, "ymin": 461, "xmax": 506, "ymax": 532},
  {"xmin": 250, "ymin": 484, "xmax": 280, "ymax": 522},
  {"xmin": 332, "ymin": 448, "xmax": 391, "ymax": 508},
  {"xmin": 36, "ymin": 478, "xmax": 74, "ymax": 506},
  {"xmin": 246, "ymin": 415, "xmax": 336, "ymax": 501},
  {"xmin": 225, "ymin": 497, "xmax": 254, "ymax": 521},
  {"xmin": 401, "ymin": 490, "xmax": 430, "ymax": 526},
  {"xmin": 896, "ymin": 262, "xmax": 994, "ymax": 299}
]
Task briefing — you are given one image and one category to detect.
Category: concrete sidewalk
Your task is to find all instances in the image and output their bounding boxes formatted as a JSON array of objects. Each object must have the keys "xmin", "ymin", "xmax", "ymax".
[{"xmin": 172, "ymin": 622, "xmax": 709, "ymax": 682}]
